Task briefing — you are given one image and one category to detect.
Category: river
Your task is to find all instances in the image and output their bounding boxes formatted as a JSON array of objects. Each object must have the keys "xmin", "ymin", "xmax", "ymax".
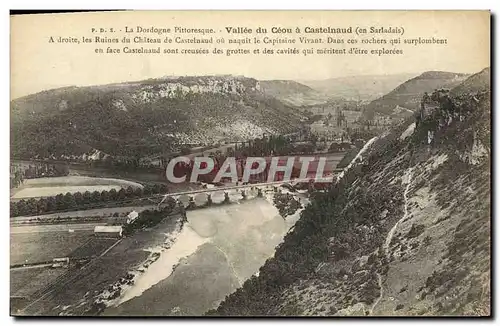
[{"xmin": 103, "ymin": 196, "xmax": 302, "ymax": 316}]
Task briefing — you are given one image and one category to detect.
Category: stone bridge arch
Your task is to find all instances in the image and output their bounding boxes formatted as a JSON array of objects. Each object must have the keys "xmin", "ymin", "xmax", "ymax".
[{"xmin": 158, "ymin": 181, "xmax": 307, "ymax": 210}]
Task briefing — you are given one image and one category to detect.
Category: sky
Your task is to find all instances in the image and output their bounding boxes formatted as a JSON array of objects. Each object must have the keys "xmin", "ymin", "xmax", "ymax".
[{"xmin": 10, "ymin": 10, "xmax": 490, "ymax": 99}]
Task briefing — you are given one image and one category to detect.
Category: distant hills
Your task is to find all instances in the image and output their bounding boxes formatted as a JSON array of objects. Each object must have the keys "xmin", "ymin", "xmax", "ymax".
[
  {"xmin": 450, "ymin": 67, "xmax": 490, "ymax": 96},
  {"xmin": 300, "ymin": 73, "xmax": 418, "ymax": 101},
  {"xmin": 363, "ymin": 71, "xmax": 469, "ymax": 118},
  {"xmin": 259, "ymin": 80, "xmax": 331, "ymax": 106},
  {"xmin": 11, "ymin": 70, "xmax": 488, "ymax": 161},
  {"xmin": 10, "ymin": 76, "xmax": 303, "ymax": 159}
]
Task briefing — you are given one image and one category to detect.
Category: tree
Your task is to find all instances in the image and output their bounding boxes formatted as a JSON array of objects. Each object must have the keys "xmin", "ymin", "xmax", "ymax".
[
  {"xmin": 125, "ymin": 186, "xmax": 134, "ymax": 198},
  {"xmin": 91, "ymin": 190, "xmax": 101, "ymax": 203},
  {"xmin": 46, "ymin": 197, "xmax": 56, "ymax": 212},
  {"xmin": 74, "ymin": 192, "xmax": 83, "ymax": 205},
  {"xmin": 134, "ymin": 187, "xmax": 144, "ymax": 198},
  {"xmin": 11, "ymin": 202, "xmax": 19, "ymax": 217},
  {"xmin": 152, "ymin": 184, "xmax": 161, "ymax": 194},
  {"xmin": 64, "ymin": 192, "xmax": 76, "ymax": 209},
  {"xmin": 55, "ymin": 193, "xmax": 66, "ymax": 210},
  {"xmin": 26, "ymin": 198, "xmax": 37, "ymax": 214},
  {"xmin": 101, "ymin": 190, "xmax": 110, "ymax": 202},
  {"xmin": 108, "ymin": 188, "xmax": 118, "ymax": 201},
  {"xmin": 143, "ymin": 185, "xmax": 152, "ymax": 196},
  {"xmin": 159, "ymin": 184, "xmax": 168, "ymax": 193},
  {"xmin": 83, "ymin": 191, "xmax": 92, "ymax": 205},
  {"xmin": 117, "ymin": 188, "xmax": 126, "ymax": 200},
  {"xmin": 16, "ymin": 200, "xmax": 28, "ymax": 216}
]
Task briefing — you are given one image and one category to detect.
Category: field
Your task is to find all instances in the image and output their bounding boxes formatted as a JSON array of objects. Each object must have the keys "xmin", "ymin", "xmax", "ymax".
[
  {"xmin": 69, "ymin": 238, "xmax": 119, "ymax": 259},
  {"xmin": 11, "ymin": 176, "xmax": 144, "ymax": 200},
  {"xmin": 11, "ymin": 268, "xmax": 66, "ymax": 298},
  {"xmin": 10, "ymin": 224, "xmax": 122, "ymax": 314},
  {"xmin": 18, "ymin": 213, "xmax": 183, "ymax": 316},
  {"xmin": 10, "ymin": 226, "xmax": 95, "ymax": 265}
]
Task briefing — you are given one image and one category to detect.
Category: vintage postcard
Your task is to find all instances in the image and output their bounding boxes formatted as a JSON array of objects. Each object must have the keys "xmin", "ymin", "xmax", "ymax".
[{"xmin": 10, "ymin": 10, "xmax": 491, "ymax": 316}]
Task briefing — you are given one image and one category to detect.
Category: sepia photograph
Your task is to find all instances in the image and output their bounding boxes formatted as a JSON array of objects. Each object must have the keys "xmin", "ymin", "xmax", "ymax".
[{"xmin": 9, "ymin": 10, "xmax": 491, "ymax": 317}]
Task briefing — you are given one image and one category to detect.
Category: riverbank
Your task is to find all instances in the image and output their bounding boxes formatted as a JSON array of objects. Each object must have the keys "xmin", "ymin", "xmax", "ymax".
[{"xmin": 103, "ymin": 192, "xmax": 306, "ymax": 316}]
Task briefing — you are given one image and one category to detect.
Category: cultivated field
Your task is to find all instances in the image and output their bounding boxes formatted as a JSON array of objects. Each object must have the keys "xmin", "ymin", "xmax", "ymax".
[
  {"xmin": 11, "ymin": 267, "xmax": 68, "ymax": 314},
  {"xmin": 11, "ymin": 268, "xmax": 66, "ymax": 298},
  {"xmin": 10, "ymin": 227, "xmax": 95, "ymax": 266},
  {"xmin": 19, "ymin": 213, "xmax": 183, "ymax": 316},
  {"xmin": 69, "ymin": 238, "xmax": 119, "ymax": 259},
  {"xmin": 11, "ymin": 176, "xmax": 144, "ymax": 200},
  {"xmin": 10, "ymin": 225, "xmax": 122, "ymax": 314}
]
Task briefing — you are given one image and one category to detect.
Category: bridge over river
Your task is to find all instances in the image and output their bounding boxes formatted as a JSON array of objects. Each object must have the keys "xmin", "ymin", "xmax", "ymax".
[{"xmin": 157, "ymin": 174, "xmax": 341, "ymax": 208}]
